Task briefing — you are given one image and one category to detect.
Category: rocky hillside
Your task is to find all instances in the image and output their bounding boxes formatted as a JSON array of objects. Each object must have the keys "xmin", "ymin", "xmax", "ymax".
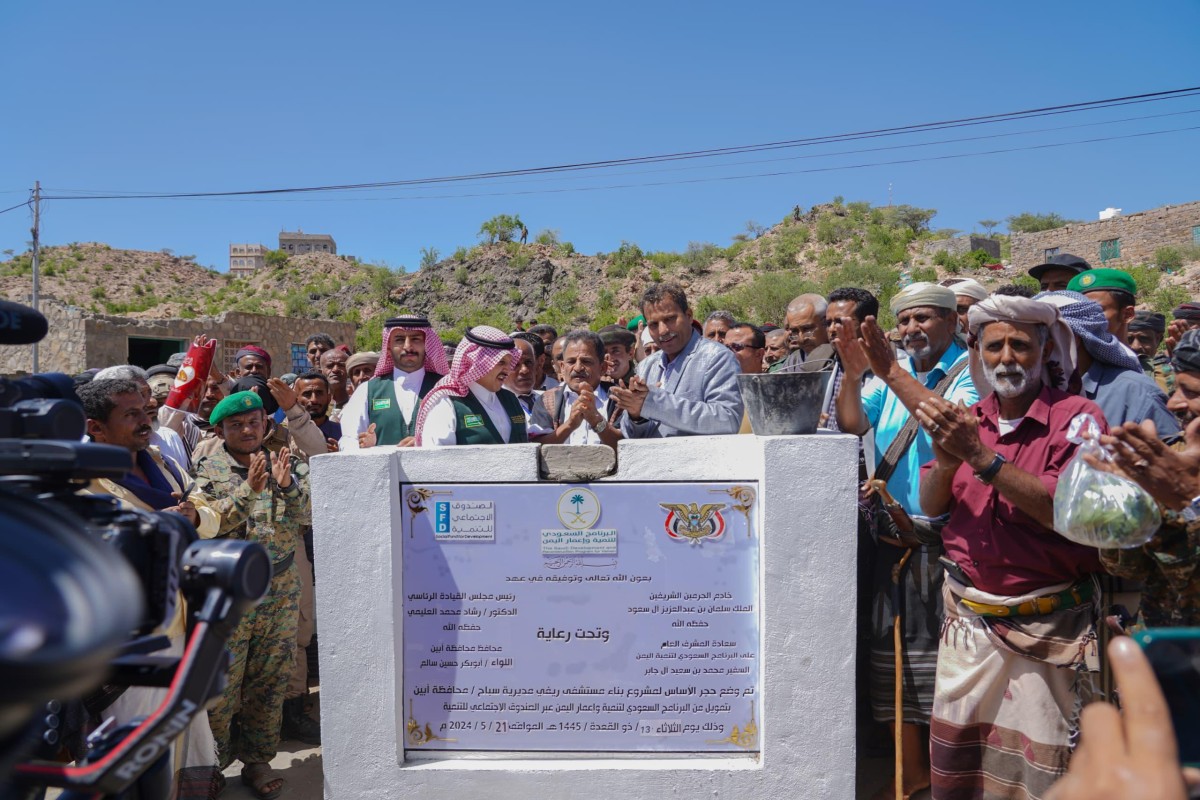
[{"xmin": 4, "ymin": 201, "xmax": 1198, "ymax": 349}]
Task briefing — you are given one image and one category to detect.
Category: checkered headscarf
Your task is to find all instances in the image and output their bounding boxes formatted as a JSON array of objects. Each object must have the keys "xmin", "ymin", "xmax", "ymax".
[
  {"xmin": 372, "ymin": 317, "xmax": 451, "ymax": 378},
  {"xmin": 1035, "ymin": 291, "xmax": 1141, "ymax": 374},
  {"xmin": 413, "ymin": 326, "xmax": 520, "ymax": 446}
]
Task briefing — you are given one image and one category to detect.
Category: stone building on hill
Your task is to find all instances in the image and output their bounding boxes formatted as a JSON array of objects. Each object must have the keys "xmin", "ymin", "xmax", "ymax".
[
  {"xmin": 0, "ymin": 298, "xmax": 356, "ymax": 377},
  {"xmin": 279, "ymin": 230, "xmax": 336, "ymax": 256},
  {"xmin": 229, "ymin": 243, "xmax": 268, "ymax": 279},
  {"xmin": 1011, "ymin": 201, "xmax": 1200, "ymax": 269}
]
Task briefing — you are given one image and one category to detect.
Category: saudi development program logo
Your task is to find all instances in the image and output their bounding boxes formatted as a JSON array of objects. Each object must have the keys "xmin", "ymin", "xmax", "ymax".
[{"xmin": 556, "ymin": 488, "xmax": 601, "ymax": 530}]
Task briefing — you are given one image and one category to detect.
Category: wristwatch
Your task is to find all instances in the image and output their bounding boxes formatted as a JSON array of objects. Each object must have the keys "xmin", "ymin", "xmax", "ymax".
[
  {"xmin": 973, "ymin": 452, "xmax": 1007, "ymax": 484},
  {"xmin": 1179, "ymin": 495, "xmax": 1200, "ymax": 522},
  {"xmin": 591, "ymin": 417, "xmax": 609, "ymax": 434}
]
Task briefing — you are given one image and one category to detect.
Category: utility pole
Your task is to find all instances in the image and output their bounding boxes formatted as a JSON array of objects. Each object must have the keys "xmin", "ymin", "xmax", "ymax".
[
  {"xmin": 30, "ymin": 181, "xmax": 41, "ymax": 373},
  {"xmin": 888, "ymin": 182, "xmax": 893, "ymax": 208}
]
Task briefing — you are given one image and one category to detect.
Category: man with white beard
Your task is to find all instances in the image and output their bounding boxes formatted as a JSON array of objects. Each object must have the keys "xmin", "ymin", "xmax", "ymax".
[
  {"xmin": 834, "ymin": 282, "xmax": 977, "ymax": 799},
  {"xmin": 916, "ymin": 295, "xmax": 1107, "ymax": 799}
]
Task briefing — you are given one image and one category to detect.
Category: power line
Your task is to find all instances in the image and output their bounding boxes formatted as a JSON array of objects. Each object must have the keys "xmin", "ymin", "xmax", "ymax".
[
  {"xmin": 41, "ymin": 124, "xmax": 1200, "ymax": 205},
  {"xmin": 132, "ymin": 106, "xmax": 1200, "ymax": 202},
  {"xmin": 37, "ymin": 85, "xmax": 1200, "ymax": 202},
  {"xmin": 0, "ymin": 200, "xmax": 32, "ymax": 216}
]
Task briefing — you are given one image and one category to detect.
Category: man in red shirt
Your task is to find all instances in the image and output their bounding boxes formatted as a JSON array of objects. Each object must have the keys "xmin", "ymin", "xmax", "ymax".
[{"xmin": 916, "ymin": 295, "xmax": 1106, "ymax": 800}]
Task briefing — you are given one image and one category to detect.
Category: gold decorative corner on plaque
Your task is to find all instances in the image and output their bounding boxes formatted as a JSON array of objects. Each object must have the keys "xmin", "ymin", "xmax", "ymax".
[
  {"xmin": 405, "ymin": 487, "xmax": 451, "ymax": 538},
  {"xmin": 406, "ymin": 699, "xmax": 456, "ymax": 745},
  {"xmin": 706, "ymin": 701, "xmax": 758, "ymax": 749},
  {"xmin": 711, "ymin": 486, "xmax": 756, "ymax": 537}
]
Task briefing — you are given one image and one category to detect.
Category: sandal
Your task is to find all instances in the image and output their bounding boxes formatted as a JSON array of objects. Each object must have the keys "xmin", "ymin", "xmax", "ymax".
[{"xmin": 240, "ymin": 762, "xmax": 285, "ymax": 800}]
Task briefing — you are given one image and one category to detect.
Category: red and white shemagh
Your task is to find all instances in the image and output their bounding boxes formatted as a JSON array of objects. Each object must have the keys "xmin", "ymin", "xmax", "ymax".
[
  {"xmin": 413, "ymin": 326, "xmax": 520, "ymax": 446},
  {"xmin": 372, "ymin": 324, "xmax": 451, "ymax": 378}
]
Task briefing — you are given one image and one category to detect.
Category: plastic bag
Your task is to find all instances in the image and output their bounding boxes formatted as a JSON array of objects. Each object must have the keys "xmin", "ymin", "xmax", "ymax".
[
  {"xmin": 164, "ymin": 337, "xmax": 216, "ymax": 413},
  {"xmin": 1053, "ymin": 413, "xmax": 1160, "ymax": 549}
]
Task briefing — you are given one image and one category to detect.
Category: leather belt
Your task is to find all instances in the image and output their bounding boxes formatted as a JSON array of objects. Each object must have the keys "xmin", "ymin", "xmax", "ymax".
[
  {"xmin": 960, "ymin": 579, "xmax": 1094, "ymax": 618},
  {"xmin": 272, "ymin": 550, "xmax": 295, "ymax": 578}
]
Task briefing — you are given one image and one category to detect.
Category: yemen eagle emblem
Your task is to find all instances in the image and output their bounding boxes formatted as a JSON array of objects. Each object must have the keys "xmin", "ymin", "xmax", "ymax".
[{"xmin": 660, "ymin": 502, "xmax": 727, "ymax": 544}]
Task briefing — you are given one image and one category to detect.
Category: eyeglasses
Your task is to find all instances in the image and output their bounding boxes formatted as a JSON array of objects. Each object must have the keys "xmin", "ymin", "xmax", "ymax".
[{"xmin": 726, "ymin": 342, "xmax": 762, "ymax": 353}]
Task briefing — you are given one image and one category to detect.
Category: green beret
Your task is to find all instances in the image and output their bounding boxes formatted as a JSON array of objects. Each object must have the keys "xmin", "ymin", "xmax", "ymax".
[
  {"xmin": 1067, "ymin": 268, "xmax": 1136, "ymax": 298},
  {"xmin": 209, "ymin": 390, "xmax": 263, "ymax": 426},
  {"xmin": 625, "ymin": 315, "xmax": 644, "ymax": 331}
]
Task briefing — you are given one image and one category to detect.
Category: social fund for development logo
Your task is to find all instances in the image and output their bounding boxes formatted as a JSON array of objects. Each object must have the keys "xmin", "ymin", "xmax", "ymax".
[{"xmin": 659, "ymin": 502, "xmax": 727, "ymax": 545}]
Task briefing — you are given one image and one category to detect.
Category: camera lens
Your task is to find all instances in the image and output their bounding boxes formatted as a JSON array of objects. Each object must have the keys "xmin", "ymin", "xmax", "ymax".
[{"xmin": 0, "ymin": 488, "xmax": 143, "ymax": 742}]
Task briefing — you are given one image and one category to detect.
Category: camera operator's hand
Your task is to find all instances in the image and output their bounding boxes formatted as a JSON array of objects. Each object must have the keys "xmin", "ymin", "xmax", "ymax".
[
  {"xmin": 165, "ymin": 499, "xmax": 200, "ymax": 526},
  {"xmin": 1045, "ymin": 637, "xmax": 1187, "ymax": 800},
  {"xmin": 247, "ymin": 451, "xmax": 269, "ymax": 493},
  {"xmin": 271, "ymin": 446, "xmax": 294, "ymax": 490}
]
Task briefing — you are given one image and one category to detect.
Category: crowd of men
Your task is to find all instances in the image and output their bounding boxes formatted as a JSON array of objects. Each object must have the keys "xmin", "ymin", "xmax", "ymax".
[{"xmin": 66, "ymin": 249, "xmax": 1200, "ymax": 800}]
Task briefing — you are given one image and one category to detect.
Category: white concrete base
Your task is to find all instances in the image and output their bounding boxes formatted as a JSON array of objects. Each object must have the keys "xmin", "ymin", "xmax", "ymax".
[{"xmin": 311, "ymin": 433, "xmax": 859, "ymax": 799}]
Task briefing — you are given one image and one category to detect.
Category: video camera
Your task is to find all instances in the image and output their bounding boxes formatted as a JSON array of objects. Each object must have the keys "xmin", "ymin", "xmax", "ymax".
[{"xmin": 0, "ymin": 300, "xmax": 271, "ymax": 799}]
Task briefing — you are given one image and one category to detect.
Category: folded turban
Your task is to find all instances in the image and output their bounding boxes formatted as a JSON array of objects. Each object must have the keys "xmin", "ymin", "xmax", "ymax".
[
  {"xmin": 889, "ymin": 282, "xmax": 957, "ymax": 315},
  {"xmin": 234, "ymin": 345, "xmax": 271, "ymax": 368},
  {"xmin": 1172, "ymin": 329, "xmax": 1200, "ymax": 375},
  {"xmin": 373, "ymin": 315, "xmax": 451, "ymax": 378},
  {"xmin": 346, "ymin": 351, "xmax": 379, "ymax": 373},
  {"xmin": 967, "ymin": 295, "xmax": 1077, "ymax": 397},
  {"xmin": 1035, "ymin": 291, "xmax": 1142, "ymax": 374},
  {"xmin": 413, "ymin": 326, "xmax": 521, "ymax": 446},
  {"xmin": 1129, "ymin": 311, "xmax": 1166, "ymax": 335},
  {"xmin": 1173, "ymin": 302, "xmax": 1200, "ymax": 321},
  {"xmin": 942, "ymin": 278, "xmax": 989, "ymax": 302}
]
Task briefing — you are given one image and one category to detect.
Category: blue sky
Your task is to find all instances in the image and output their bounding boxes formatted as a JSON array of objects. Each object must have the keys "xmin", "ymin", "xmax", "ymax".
[{"xmin": 2, "ymin": 1, "xmax": 1198, "ymax": 273}]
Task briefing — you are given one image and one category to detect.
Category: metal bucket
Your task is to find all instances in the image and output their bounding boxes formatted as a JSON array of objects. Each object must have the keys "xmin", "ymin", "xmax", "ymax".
[{"xmin": 737, "ymin": 370, "xmax": 832, "ymax": 436}]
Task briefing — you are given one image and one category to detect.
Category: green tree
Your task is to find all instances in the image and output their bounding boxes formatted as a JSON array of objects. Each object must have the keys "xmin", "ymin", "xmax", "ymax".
[
  {"xmin": 420, "ymin": 247, "xmax": 440, "ymax": 269},
  {"xmin": 478, "ymin": 214, "xmax": 524, "ymax": 244},
  {"xmin": 978, "ymin": 219, "xmax": 1000, "ymax": 237},
  {"xmin": 1155, "ymin": 247, "xmax": 1183, "ymax": 271},
  {"xmin": 886, "ymin": 205, "xmax": 937, "ymax": 235},
  {"xmin": 264, "ymin": 249, "xmax": 288, "ymax": 268},
  {"xmin": 1006, "ymin": 212, "xmax": 1074, "ymax": 234}
]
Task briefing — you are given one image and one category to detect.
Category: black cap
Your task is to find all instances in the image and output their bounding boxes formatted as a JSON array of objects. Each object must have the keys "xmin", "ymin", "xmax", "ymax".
[
  {"xmin": 232, "ymin": 375, "xmax": 279, "ymax": 416},
  {"xmin": 384, "ymin": 315, "xmax": 431, "ymax": 329},
  {"xmin": 1028, "ymin": 253, "xmax": 1091, "ymax": 281},
  {"xmin": 147, "ymin": 364, "xmax": 177, "ymax": 378}
]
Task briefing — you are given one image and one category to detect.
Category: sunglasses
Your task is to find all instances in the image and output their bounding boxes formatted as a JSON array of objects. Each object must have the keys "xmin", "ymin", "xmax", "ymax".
[{"xmin": 726, "ymin": 342, "xmax": 762, "ymax": 353}]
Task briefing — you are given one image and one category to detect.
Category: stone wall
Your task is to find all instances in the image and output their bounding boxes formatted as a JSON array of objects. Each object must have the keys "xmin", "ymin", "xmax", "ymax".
[
  {"xmin": 1011, "ymin": 201, "xmax": 1200, "ymax": 270},
  {"xmin": 0, "ymin": 298, "xmax": 88, "ymax": 376},
  {"xmin": 921, "ymin": 235, "xmax": 1001, "ymax": 260},
  {"xmin": 1, "ymin": 301, "xmax": 355, "ymax": 377}
]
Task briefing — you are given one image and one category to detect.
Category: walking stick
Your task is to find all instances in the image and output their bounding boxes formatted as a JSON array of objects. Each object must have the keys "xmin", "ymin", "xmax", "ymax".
[
  {"xmin": 865, "ymin": 480, "xmax": 918, "ymax": 800},
  {"xmin": 893, "ymin": 547, "xmax": 913, "ymax": 800}
]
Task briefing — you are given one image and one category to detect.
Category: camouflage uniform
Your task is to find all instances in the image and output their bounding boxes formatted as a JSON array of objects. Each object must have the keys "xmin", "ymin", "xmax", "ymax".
[
  {"xmin": 194, "ymin": 444, "xmax": 310, "ymax": 768},
  {"xmin": 1100, "ymin": 514, "xmax": 1200, "ymax": 627},
  {"xmin": 1140, "ymin": 353, "xmax": 1176, "ymax": 396}
]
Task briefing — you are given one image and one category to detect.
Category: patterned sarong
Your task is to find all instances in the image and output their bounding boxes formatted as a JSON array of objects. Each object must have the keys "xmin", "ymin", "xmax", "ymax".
[
  {"xmin": 930, "ymin": 575, "xmax": 1100, "ymax": 800},
  {"xmin": 869, "ymin": 543, "xmax": 944, "ymax": 723}
]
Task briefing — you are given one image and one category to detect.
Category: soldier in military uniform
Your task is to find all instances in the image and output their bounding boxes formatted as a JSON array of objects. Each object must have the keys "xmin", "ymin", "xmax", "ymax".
[
  {"xmin": 1127, "ymin": 310, "xmax": 1175, "ymax": 396},
  {"xmin": 194, "ymin": 391, "xmax": 309, "ymax": 800},
  {"xmin": 1098, "ymin": 328, "xmax": 1200, "ymax": 628}
]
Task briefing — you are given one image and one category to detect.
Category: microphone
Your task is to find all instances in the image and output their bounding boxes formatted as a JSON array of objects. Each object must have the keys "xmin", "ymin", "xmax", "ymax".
[{"xmin": 0, "ymin": 300, "xmax": 49, "ymax": 345}]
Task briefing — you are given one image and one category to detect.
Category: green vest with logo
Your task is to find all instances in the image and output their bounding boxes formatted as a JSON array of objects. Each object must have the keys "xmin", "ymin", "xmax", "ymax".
[
  {"xmin": 450, "ymin": 389, "xmax": 529, "ymax": 445},
  {"xmin": 366, "ymin": 371, "xmax": 442, "ymax": 445}
]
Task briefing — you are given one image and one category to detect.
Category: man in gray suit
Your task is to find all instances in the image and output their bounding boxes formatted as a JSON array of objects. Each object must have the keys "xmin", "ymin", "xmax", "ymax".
[{"xmin": 612, "ymin": 283, "xmax": 744, "ymax": 437}]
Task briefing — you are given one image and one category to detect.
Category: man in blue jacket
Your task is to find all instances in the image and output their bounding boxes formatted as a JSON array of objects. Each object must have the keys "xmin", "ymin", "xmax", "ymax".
[{"xmin": 612, "ymin": 282, "xmax": 743, "ymax": 437}]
